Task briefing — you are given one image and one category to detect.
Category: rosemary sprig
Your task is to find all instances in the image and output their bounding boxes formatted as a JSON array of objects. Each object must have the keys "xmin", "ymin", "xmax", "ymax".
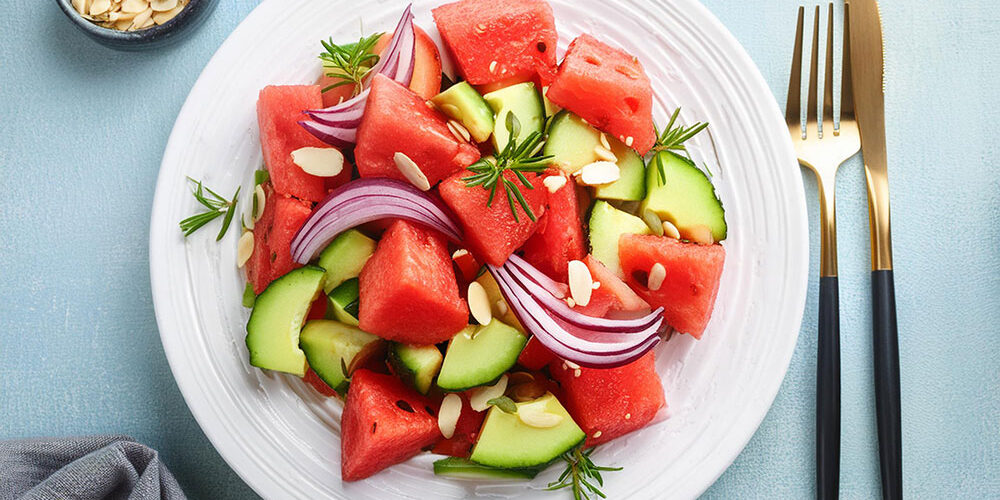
[
  {"xmin": 319, "ymin": 33, "xmax": 383, "ymax": 97},
  {"xmin": 651, "ymin": 107, "xmax": 709, "ymax": 182},
  {"xmin": 179, "ymin": 177, "xmax": 240, "ymax": 241},
  {"xmin": 547, "ymin": 447, "xmax": 622, "ymax": 500},
  {"xmin": 462, "ymin": 112, "xmax": 552, "ymax": 222}
]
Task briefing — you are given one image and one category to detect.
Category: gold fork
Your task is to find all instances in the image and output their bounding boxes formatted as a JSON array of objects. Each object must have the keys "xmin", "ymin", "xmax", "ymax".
[{"xmin": 786, "ymin": 4, "xmax": 860, "ymax": 498}]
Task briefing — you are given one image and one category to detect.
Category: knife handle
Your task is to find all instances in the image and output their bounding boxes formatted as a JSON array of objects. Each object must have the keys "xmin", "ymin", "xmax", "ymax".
[
  {"xmin": 817, "ymin": 276, "xmax": 840, "ymax": 500},
  {"xmin": 872, "ymin": 269, "xmax": 902, "ymax": 499}
]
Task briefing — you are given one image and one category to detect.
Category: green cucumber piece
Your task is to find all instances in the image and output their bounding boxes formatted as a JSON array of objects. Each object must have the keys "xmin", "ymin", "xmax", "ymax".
[
  {"xmin": 326, "ymin": 278, "xmax": 360, "ymax": 326},
  {"xmin": 470, "ymin": 393, "xmax": 585, "ymax": 469},
  {"xmin": 245, "ymin": 266, "xmax": 326, "ymax": 376},
  {"xmin": 431, "ymin": 81, "xmax": 495, "ymax": 143},
  {"xmin": 317, "ymin": 229, "xmax": 376, "ymax": 293},
  {"xmin": 437, "ymin": 321, "xmax": 527, "ymax": 392},
  {"xmin": 299, "ymin": 320, "xmax": 380, "ymax": 396},
  {"xmin": 388, "ymin": 343, "xmax": 443, "ymax": 394},
  {"xmin": 588, "ymin": 200, "xmax": 652, "ymax": 278},
  {"xmin": 640, "ymin": 151, "xmax": 727, "ymax": 241},
  {"xmin": 543, "ymin": 110, "xmax": 602, "ymax": 174},
  {"xmin": 483, "ymin": 82, "xmax": 545, "ymax": 151},
  {"xmin": 433, "ymin": 457, "xmax": 543, "ymax": 480},
  {"xmin": 593, "ymin": 135, "xmax": 646, "ymax": 201}
]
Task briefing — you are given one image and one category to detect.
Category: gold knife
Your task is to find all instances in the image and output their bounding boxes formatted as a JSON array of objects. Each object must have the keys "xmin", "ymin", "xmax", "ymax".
[{"xmin": 846, "ymin": 1, "xmax": 902, "ymax": 498}]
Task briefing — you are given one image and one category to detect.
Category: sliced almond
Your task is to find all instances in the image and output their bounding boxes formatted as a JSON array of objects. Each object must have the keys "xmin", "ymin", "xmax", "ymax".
[
  {"xmin": 149, "ymin": 0, "xmax": 177, "ymax": 11},
  {"xmin": 648, "ymin": 262, "xmax": 666, "ymax": 291},
  {"xmin": 564, "ymin": 297, "xmax": 576, "ymax": 308},
  {"xmin": 542, "ymin": 174, "xmax": 567, "ymax": 194},
  {"xmin": 129, "ymin": 7, "xmax": 153, "ymax": 29},
  {"xmin": 642, "ymin": 209, "xmax": 664, "ymax": 236},
  {"xmin": 113, "ymin": 17, "xmax": 133, "ymax": 30},
  {"xmin": 578, "ymin": 161, "xmax": 620, "ymax": 186},
  {"xmin": 446, "ymin": 119, "xmax": 471, "ymax": 143},
  {"xmin": 599, "ymin": 133, "xmax": 611, "ymax": 150},
  {"xmin": 451, "ymin": 248, "xmax": 469, "ymax": 259},
  {"xmin": 90, "ymin": 0, "xmax": 111, "ymax": 15},
  {"xmin": 685, "ymin": 224, "xmax": 714, "ymax": 245},
  {"xmin": 593, "ymin": 145, "xmax": 617, "ymax": 163},
  {"xmin": 152, "ymin": 4, "xmax": 183, "ymax": 24},
  {"xmin": 662, "ymin": 220, "xmax": 681, "ymax": 239},
  {"xmin": 252, "ymin": 184, "xmax": 266, "ymax": 222},
  {"xmin": 438, "ymin": 393, "xmax": 462, "ymax": 439},
  {"xmin": 71, "ymin": 0, "xmax": 89, "ymax": 15},
  {"xmin": 393, "ymin": 152, "xmax": 431, "ymax": 191},
  {"xmin": 138, "ymin": 15, "xmax": 154, "ymax": 28},
  {"xmin": 470, "ymin": 375, "xmax": 508, "ymax": 412},
  {"xmin": 563, "ymin": 360, "xmax": 581, "ymax": 371},
  {"xmin": 517, "ymin": 398, "xmax": 564, "ymax": 428},
  {"xmin": 291, "ymin": 147, "xmax": 344, "ymax": 178},
  {"xmin": 625, "ymin": 136, "xmax": 634, "ymax": 147},
  {"xmin": 121, "ymin": 0, "xmax": 148, "ymax": 13},
  {"xmin": 567, "ymin": 260, "xmax": 593, "ymax": 307},
  {"xmin": 237, "ymin": 231, "xmax": 254, "ymax": 268},
  {"xmin": 467, "ymin": 281, "xmax": 492, "ymax": 326},
  {"xmin": 489, "ymin": 60, "xmax": 498, "ymax": 73}
]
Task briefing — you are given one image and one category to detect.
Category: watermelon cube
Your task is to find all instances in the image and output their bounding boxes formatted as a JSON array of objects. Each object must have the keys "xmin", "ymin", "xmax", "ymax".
[
  {"xmin": 341, "ymin": 369, "xmax": 441, "ymax": 481},
  {"xmin": 618, "ymin": 235, "xmax": 725, "ymax": 338},
  {"xmin": 550, "ymin": 351, "xmax": 665, "ymax": 447},
  {"xmin": 584, "ymin": 255, "xmax": 650, "ymax": 312},
  {"xmin": 432, "ymin": 0, "xmax": 558, "ymax": 85},
  {"xmin": 438, "ymin": 170, "xmax": 547, "ymax": 266},
  {"xmin": 546, "ymin": 34, "xmax": 655, "ymax": 155},
  {"xmin": 257, "ymin": 85, "xmax": 329, "ymax": 202},
  {"xmin": 431, "ymin": 392, "xmax": 487, "ymax": 457},
  {"xmin": 245, "ymin": 183, "xmax": 314, "ymax": 294},
  {"xmin": 355, "ymin": 74, "xmax": 480, "ymax": 187},
  {"xmin": 517, "ymin": 336, "xmax": 555, "ymax": 371},
  {"xmin": 521, "ymin": 172, "xmax": 586, "ymax": 282},
  {"xmin": 358, "ymin": 220, "xmax": 469, "ymax": 345}
]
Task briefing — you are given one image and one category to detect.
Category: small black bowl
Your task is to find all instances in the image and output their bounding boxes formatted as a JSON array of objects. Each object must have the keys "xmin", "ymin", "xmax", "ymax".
[{"xmin": 55, "ymin": 0, "xmax": 218, "ymax": 51}]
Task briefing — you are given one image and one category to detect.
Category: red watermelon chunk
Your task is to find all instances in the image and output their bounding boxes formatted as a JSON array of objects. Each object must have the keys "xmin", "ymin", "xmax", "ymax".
[
  {"xmin": 302, "ymin": 368, "xmax": 338, "ymax": 397},
  {"xmin": 550, "ymin": 351, "xmax": 665, "ymax": 447},
  {"xmin": 245, "ymin": 183, "xmax": 314, "ymax": 294},
  {"xmin": 521, "ymin": 172, "xmax": 586, "ymax": 282},
  {"xmin": 341, "ymin": 369, "xmax": 441, "ymax": 481},
  {"xmin": 432, "ymin": 0, "xmax": 558, "ymax": 85},
  {"xmin": 546, "ymin": 34, "xmax": 655, "ymax": 155},
  {"xmin": 355, "ymin": 74, "xmax": 480, "ymax": 187},
  {"xmin": 439, "ymin": 170, "xmax": 547, "ymax": 266},
  {"xmin": 517, "ymin": 336, "xmax": 556, "ymax": 370},
  {"xmin": 618, "ymin": 235, "xmax": 725, "ymax": 338},
  {"xmin": 358, "ymin": 220, "xmax": 469, "ymax": 344},
  {"xmin": 257, "ymin": 85, "xmax": 328, "ymax": 202},
  {"xmin": 584, "ymin": 255, "xmax": 650, "ymax": 313},
  {"xmin": 432, "ymin": 392, "xmax": 487, "ymax": 457}
]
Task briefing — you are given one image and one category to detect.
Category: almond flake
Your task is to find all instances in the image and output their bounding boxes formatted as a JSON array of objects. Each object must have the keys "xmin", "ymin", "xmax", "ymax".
[
  {"xmin": 517, "ymin": 399, "xmax": 564, "ymax": 428},
  {"xmin": 599, "ymin": 133, "xmax": 611, "ymax": 150},
  {"xmin": 467, "ymin": 281, "xmax": 492, "ymax": 326},
  {"xmin": 592, "ymin": 430, "xmax": 603, "ymax": 439},
  {"xmin": 451, "ymin": 248, "xmax": 469, "ymax": 259},
  {"xmin": 291, "ymin": 147, "xmax": 344, "ymax": 177},
  {"xmin": 252, "ymin": 184, "xmax": 266, "ymax": 222},
  {"xmin": 563, "ymin": 360, "xmax": 580, "ymax": 370},
  {"xmin": 90, "ymin": 0, "xmax": 111, "ymax": 15},
  {"xmin": 393, "ymin": 152, "xmax": 431, "ymax": 191},
  {"xmin": 138, "ymin": 16, "xmax": 154, "ymax": 28},
  {"xmin": 567, "ymin": 260, "xmax": 593, "ymax": 307},
  {"xmin": 625, "ymin": 413, "xmax": 631, "ymax": 420},
  {"xmin": 446, "ymin": 119, "xmax": 471, "ymax": 143},
  {"xmin": 129, "ymin": 7, "xmax": 153, "ymax": 29},
  {"xmin": 237, "ymin": 231, "xmax": 254, "ymax": 268},
  {"xmin": 489, "ymin": 60, "xmax": 498, "ymax": 73},
  {"xmin": 470, "ymin": 375, "xmax": 508, "ymax": 412},
  {"xmin": 565, "ymin": 297, "xmax": 576, "ymax": 308},
  {"xmin": 593, "ymin": 145, "xmax": 617, "ymax": 163},
  {"xmin": 121, "ymin": 0, "xmax": 148, "ymax": 13},
  {"xmin": 152, "ymin": 5, "xmax": 183, "ymax": 24},
  {"xmin": 642, "ymin": 209, "xmax": 664, "ymax": 236},
  {"xmin": 475, "ymin": 23, "xmax": 487, "ymax": 34},
  {"xmin": 662, "ymin": 220, "xmax": 681, "ymax": 239},
  {"xmin": 71, "ymin": 0, "xmax": 89, "ymax": 15},
  {"xmin": 573, "ymin": 369, "xmax": 582, "ymax": 377},
  {"xmin": 149, "ymin": 0, "xmax": 176, "ymax": 11},
  {"xmin": 625, "ymin": 136, "xmax": 634, "ymax": 147},
  {"xmin": 542, "ymin": 174, "xmax": 567, "ymax": 193},
  {"xmin": 686, "ymin": 225, "xmax": 714, "ymax": 245},
  {"xmin": 592, "ymin": 281, "xmax": 601, "ymax": 290},
  {"xmin": 438, "ymin": 393, "xmax": 462, "ymax": 439},
  {"xmin": 578, "ymin": 161, "xmax": 620, "ymax": 186},
  {"xmin": 648, "ymin": 263, "xmax": 666, "ymax": 291}
]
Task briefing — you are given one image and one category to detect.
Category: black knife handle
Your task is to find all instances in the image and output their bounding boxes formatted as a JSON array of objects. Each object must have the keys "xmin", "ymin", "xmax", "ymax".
[
  {"xmin": 873, "ymin": 269, "xmax": 902, "ymax": 499},
  {"xmin": 817, "ymin": 276, "xmax": 840, "ymax": 500}
]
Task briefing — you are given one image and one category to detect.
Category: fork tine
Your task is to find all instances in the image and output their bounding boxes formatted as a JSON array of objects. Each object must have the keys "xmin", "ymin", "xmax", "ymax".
[
  {"xmin": 841, "ymin": 2, "xmax": 855, "ymax": 115},
  {"xmin": 822, "ymin": 3, "xmax": 835, "ymax": 135},
  {"xmin": 785, "ymin": 6, "xmax": 804, "ymax": 130},
  {"xmin": 806, "ymin": 6, "xmax": 820, "ymax": 135}
]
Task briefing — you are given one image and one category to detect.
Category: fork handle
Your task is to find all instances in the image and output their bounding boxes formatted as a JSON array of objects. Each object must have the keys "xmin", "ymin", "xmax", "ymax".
[
  {"xmin": 872, "ymin": 269, "xmax": 902, "ymax": 499},
  {"xmin": 817, "ymin": 275, "xmax": 840, "ymax": 500}
]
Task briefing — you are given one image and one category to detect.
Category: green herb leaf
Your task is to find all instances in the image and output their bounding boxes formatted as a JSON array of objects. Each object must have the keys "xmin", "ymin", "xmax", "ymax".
[
  {"xmin": 242, "ymin": 283, "xmax": 256, "ymax": 308},
  {"xmin": 254, "ymin": 169, "xmax": 270, "ymax": 186},
  {"xmin": 487, "ymin": 396, "xmax": 518, "ymax": 414},
  {"xmin": 651, "ymin": 107, "xmax": 709, "ymax": 182},
  {"xmin": 546, "ymin": 447, "xmax": 622, "ymax": 500},
  {"xmin": 179, "ymin": 178, "xmax": 240, "ymax": 239},
  {"xmin": 319, "ymin": 32, "xmax": 383, "ymax": 97}
]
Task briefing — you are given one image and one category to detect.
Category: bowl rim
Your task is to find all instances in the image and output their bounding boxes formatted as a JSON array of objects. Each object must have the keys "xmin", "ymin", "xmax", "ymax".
[{"xmin": 55, "ymin": 0, "xmax": 209, "ymax": 42}]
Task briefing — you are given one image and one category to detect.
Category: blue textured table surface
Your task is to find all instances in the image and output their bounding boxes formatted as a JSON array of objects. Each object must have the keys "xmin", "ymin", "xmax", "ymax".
[{"xmin": 1, "ymin": 1, "xmax": 997, "ymax": 498}]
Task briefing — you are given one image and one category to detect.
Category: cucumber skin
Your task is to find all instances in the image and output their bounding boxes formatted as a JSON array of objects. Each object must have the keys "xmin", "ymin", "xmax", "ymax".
[
  {"xmin": 245, "ymin": 266, "xmax": 327, "ymax": 377},
  {"xmin": 388, "ymin": 343, "xmax": 443, "ymax": 395},
  {"xmin": 432, "ymin": 457, "xmax": 544, "ymax": 480}
]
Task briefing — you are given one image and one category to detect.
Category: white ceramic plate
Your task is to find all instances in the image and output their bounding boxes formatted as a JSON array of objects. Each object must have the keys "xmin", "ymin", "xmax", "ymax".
[{"xmin": 150, "ymin": 0, "xmax": 807, "ymax": 498}]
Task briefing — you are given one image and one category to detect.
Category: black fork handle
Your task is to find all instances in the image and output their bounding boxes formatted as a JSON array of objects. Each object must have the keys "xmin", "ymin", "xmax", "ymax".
[
  {"xmin": 873, "ymin": 269, "xmax": 902, "ymax": 500},
  {"xmin": 817, "ymin": 276, "xmax": 840, "ymax": 499}
]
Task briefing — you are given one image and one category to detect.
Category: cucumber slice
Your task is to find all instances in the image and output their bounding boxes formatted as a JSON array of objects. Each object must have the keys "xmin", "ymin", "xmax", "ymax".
[
  {"xmin": 470, "ymin": 393, "xmax": 585, "ymax": 469},
  {"xmin": 483, "ymin": 82, "xmax": 545, "ymax": 152},
  {"xmin": 433, "ymin": 457, "xmax": 543, "ymax": 480},
  {"xmin": 640, "ymin": 151, "xmax": 727, "ymax": 241},
  {"xmin": 437, "ymin": 321, "xmax": 527, "ymax": 392},
  {"xmin": 588, "ymin": 200, "xmax": 652, "ymax": 278},
  {"xmin": 543, "ymin": 110, "xmax": 602, "ymax": 174},
  {"xmin": 317, "ymin": 229, "xmax": 376, "ymax": 293},
  {"xmin": 326, "ymin": 278, "xmax": 360, "ymax": 326},
  {"xmin": 299, "ymin": 320, "xmax": 380, "ymax": 396},
  {"xmin": 431, "ymin": 81, "xmax": 495, "ymax": 143},
  {"xmin": 593, "ymin": 135, "xmax": 646, "ymax": 201},
  {"xmin": 245, "ymin": 266, "xmax": 326, "ymax": 376},
  {"xmin": 388, "ymin": 343, "xmax": 443, "ymax": 394}
]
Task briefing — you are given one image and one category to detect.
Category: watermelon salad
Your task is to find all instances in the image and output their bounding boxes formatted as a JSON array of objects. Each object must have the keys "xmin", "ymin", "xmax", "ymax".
[{"xmin": 184, "ymin": 0, "xmax": 729, "ymax": 492}]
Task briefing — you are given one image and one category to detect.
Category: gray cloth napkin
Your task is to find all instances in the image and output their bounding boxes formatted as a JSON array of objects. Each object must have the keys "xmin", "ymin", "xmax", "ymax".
[{"xmin": 0, "ymin": 435, "xmax": 186, "ymax": 500}]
